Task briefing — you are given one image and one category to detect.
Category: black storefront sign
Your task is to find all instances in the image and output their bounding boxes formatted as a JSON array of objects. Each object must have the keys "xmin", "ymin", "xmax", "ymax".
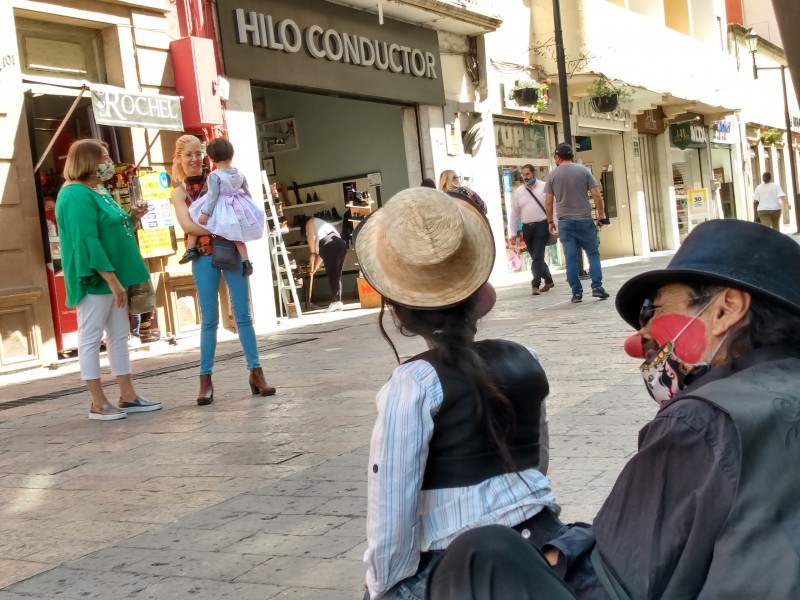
[
  {"xmin": 670, "ymin": 122, "xmax": 708, "ymax": 150},
  {"xmin": 216, "ymin": 0, "xmax": 445, "ymax": 106}
]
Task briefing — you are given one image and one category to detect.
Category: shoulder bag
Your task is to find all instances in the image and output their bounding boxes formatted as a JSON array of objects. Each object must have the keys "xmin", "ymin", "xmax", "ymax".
[
  {"xmin": 211, "ymin": 236, "xmax": 239, "ymax": 271},
  {"xmin": 128, "ymin": 279, "xmax": 156, "ymax": 315},
  {"xmin": 525, "ymin": 187, "xmax": 558, "ymax": 246}
]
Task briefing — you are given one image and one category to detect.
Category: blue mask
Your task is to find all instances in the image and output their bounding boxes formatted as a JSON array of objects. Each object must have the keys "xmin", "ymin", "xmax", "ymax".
[{"xmin": 524, "ymin": 177, "xmax": 535, "ymax": 185}]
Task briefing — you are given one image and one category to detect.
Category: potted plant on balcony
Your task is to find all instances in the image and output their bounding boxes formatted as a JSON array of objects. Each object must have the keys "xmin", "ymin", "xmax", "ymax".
[
  {"xmin": 509, "ymin": 80, "xmax": 542, "ymax": 107},
  {"xmin": 590, "ymin": 77, "xmax": 628, "ymax": 113},
  {"xmin": 760, "ymin": 128, "xmax": 783, "ymax": 146}
]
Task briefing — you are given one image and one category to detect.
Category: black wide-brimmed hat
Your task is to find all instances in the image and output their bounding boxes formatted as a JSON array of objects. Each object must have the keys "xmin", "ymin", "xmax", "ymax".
[{"xmin": 616, "ymin": 219, "xmax": 800, "ymax": 329}]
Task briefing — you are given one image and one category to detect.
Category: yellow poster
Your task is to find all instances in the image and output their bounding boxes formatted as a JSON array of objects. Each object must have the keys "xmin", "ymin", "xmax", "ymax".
[
  {"xmin": 137, "ymin": 227, "xmax": 174, "ymax": 259},
  {"xmin": 138, "ymin": 171, "xmax": 174, "ymax": 229},
  {"xmin": 688, "ymin": 188, "xmax": 708, "ymax": 216}
]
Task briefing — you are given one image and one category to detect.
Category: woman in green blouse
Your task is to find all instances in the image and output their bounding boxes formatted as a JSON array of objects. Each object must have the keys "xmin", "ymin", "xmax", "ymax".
[{"xmin": 56, "ymin": 139, "xmax": 162, "ymax": 420}]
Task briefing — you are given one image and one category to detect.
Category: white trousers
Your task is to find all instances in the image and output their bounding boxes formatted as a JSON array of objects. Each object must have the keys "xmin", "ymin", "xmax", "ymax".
[{"xmin": 76, "ymin": 293, "xmax": 131, "ymax": 380}]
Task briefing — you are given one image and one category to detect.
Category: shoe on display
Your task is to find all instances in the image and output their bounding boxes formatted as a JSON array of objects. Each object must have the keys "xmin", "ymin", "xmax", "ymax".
[
  {"xmin": 324, "ymin": 301, "xmax": 344, "ymax": 312},
  {"xmin": 592, "ymin": 286, "xmax": 610, "ymax": 299},
  {"xmin": 331, "ymin": 207, "xmax": 341, "ymax": 220},
  {"xmin": 119, "ymin": 396, "xmax": 162, "ymax": 413},
  {"xmin": 571, "ymin": 294, "xmax": 583, "ymax": 303},
  {"xmin": 306, "ymin": 193, "xmax": 312, "ymax": 204},
  {"xmin": 540, "ymin": 282, "xmax": 555, "ymax": 292},
  {"xmin": 313, "ymin": 192, "xmax": 320, "ymax": 203}
]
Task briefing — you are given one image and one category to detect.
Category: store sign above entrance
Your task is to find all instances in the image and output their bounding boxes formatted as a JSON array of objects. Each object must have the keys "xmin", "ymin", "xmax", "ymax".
[
  {"xmin": 573, "ymin": 97, "xmax": 631, "ymax": 132},
  {"xmin": 90, "ymin": 85, "xmax": 184, "ymax": 131},
  {"xmin": 216, "ymin": 0, "xmax": 445, "ymax": 106},
  {"xmin": 670, "ymin": 122, "xmax": 707, "ymax": 150},
  {"xmin": 495, "ymin": 121, "xmax": 548, "ymax": 159}
]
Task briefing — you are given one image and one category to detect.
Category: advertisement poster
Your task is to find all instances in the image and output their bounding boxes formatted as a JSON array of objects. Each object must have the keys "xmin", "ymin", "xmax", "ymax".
[{"xmin": 136, "ymin": 171, "xmax": 176, "ymax": 258}]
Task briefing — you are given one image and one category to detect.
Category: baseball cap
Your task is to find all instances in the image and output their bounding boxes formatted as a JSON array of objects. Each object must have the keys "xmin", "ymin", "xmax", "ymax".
[{"xmin": 554, "ymin": 142, "xmax": 574, "ymax": 157}]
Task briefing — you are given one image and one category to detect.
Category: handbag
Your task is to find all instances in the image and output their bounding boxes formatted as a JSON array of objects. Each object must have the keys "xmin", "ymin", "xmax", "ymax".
[
  {"xmin": 211, "ymin": 236, "xmax": 239, "ymax": 271},
  {"xmin": 128, "ymin": 279, "xmax": 156, "ymax": 315},
  {"xmin": 525, "ymin": 187, "xmax": 558, "ymax": 246}
]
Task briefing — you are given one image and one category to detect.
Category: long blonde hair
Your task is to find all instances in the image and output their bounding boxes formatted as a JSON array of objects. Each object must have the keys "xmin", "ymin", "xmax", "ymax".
[
  {"xmin": 171, "ymin": 134, "xmax": 203, "ymax": 185},
  {"xmin": 438, "ymin": 170, "xmax": 460, "ymax": 192}
]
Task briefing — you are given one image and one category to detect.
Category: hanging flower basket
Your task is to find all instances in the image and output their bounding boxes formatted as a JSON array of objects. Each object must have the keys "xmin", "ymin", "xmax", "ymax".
[
  {"xmin": 513, "ymin": 87, "xmax": 540, "ymax": 106},
  {"xmin": 591, "ymin": 94, "xmax": 619, "ymax": 113}
]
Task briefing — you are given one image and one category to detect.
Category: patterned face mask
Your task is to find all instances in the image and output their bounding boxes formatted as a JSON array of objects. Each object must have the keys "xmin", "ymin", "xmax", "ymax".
[
  {"xmin": 638, "ymin": 297, "xmax": 722, "ymax": 406},
  {"xmin": 96, "ymin": 162, "xmax": 115, "ymax": 182}
]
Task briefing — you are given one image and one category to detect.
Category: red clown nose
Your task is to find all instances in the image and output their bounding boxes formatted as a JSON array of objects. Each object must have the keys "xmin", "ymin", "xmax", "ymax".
[{"xmin": 624, "ymin": 333, "xmax": 645, "ymax": 358}]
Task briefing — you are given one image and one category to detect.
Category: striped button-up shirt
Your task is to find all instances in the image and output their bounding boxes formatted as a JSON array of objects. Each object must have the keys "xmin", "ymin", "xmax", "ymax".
[{"xmin": 364, "ymin": 351, "xmax": 558, "ymax": 599}]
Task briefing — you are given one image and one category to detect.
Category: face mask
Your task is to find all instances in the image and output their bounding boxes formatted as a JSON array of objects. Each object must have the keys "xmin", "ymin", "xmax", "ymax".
[
  {"xmin": 96, "ymin": 162, "xmax": 115, "ymax": 182},
  {"xmin": 635, "ymin": 298, "xmax": 722, "ymax": 406},
  {"xmin": 524, "ymin": 176, "xmax": 535, "ymax": 185}
]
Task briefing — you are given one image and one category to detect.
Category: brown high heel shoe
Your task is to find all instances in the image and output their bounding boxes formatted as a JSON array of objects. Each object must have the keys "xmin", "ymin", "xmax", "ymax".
[
  {"xmin": 197, "ymin": 374, "xmax": 214, "ymax": 406},
  {"xmin": 249, "ymin": 367, "xmax": 276, "ymax": 396}
]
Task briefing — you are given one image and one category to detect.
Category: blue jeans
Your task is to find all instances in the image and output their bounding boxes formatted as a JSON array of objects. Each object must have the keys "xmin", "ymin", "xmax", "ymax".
[
  {"xmin": 192, "ymin": 255, "xmax": 260, "ymax": 374},
  {"xmin": 363, "ymin": 551, "xmax": 444, "ymax": 600},
  {"xmin": 557, "ymin": 219, "xmax": 602, "ymax": 296}
]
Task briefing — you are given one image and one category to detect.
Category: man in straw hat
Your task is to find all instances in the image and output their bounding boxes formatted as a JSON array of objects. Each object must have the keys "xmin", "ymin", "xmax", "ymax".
[
  {"xmin": 426, "ymin": 219, "xmax": 800, "ymax": 600},
  {"xmin": 356, "ymin": 188, "xmax": 557, "ymax": 600}
]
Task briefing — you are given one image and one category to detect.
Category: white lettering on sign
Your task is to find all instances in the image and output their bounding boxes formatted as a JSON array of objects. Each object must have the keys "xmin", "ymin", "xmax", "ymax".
[
  {"xmin": 90, "ymin": 85, "xmax": 184, "ymax": 131},
  {"xmin": 234, "ymin": 8, "xmax": 438, "ymax": 79}
]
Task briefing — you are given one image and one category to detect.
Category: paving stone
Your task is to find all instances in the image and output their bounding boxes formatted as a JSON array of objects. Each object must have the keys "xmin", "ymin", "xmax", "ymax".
[
  {"xmin": 125, "ymin": 577, "xmax": 286, "ymax": 599},
  {"xmin": 225, "ymin": 532, "xmax": 363, "ymax": 558},
  {"xmin": 6, "ymin": 567, "xmax": 161, "ymax": 599},
  {"xmin": 118, "ymin": 527, "xmax": 251, "ymax": 552},
  {"xmin": 234, "ymin": 555, "xmax": 365, "ymax": 591}
]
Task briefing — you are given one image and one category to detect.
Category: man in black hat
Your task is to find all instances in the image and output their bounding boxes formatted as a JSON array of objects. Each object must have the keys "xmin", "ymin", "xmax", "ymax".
[
  {"xmin": 426, "ymin": 219, "xmax": 800, "ymax": 600},
  {"xmin": 545, "ymin": 142, "xmax": 609, "ymax": 303}
]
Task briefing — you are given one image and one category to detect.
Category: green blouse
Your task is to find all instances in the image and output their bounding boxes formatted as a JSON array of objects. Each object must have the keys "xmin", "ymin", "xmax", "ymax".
[{"xmin": 55, "ymin": 183, "xmax": 150, "ymax": 307}]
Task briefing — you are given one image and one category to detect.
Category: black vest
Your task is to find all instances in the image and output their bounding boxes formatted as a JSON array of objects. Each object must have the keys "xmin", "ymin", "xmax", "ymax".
[
  {"xmin": 688, "ymin": 356, "xmax": 800, "ymax": 598},
  {"xmin": 412, "ymin": 339, "xmax": 549, "ymax": 490}
]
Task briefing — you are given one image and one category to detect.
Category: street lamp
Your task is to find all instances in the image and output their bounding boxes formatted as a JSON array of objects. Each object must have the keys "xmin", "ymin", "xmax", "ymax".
[{"xmin": 745, "ymin": 29, "xmax": 800, "ymax": 232}]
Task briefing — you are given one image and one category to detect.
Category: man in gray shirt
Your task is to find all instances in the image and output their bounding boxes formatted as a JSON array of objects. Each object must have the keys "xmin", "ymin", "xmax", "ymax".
[{"xmin": 545, "ymin": 143, "xmax": 609, "ymax": 303}]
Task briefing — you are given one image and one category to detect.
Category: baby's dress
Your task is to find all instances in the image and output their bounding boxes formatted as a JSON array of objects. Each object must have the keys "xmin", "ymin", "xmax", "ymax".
[{"xmin": 189, "ymin": 169, "xmax": 265, "ymax": 242}]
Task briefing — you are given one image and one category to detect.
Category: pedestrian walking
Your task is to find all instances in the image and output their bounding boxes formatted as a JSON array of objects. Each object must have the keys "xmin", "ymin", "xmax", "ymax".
[
  {"xmin": 55, "ymin": 139, "xmax": 161, "ymax": 420},
  {"xmin": 355, "ymin": 187, "xmax": 557, "ymax": 600},
  {"xmin": 427, "ymin": 219, "xmax": 800, "ymax": 600},
  {"xmin": 545, "ymin": 143, "xmax": 609, "ymax": 303},
  {"xmin": 169, "ymin": 135, "xmax": 275, "ymax": 405},
  {"xmin": 509, "ymin": 164, "xmax": 555, "ymax": 295},
  {"xmin": 754, "ymin": 171, "xmax": 790, "ymax": 230}
]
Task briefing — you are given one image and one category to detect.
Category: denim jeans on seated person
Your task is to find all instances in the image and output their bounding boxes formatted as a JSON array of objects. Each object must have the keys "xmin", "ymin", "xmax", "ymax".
[
  {"xmin": 192, "ymin": 254, "xmax": 260, "ymax": 374},
  {"xmin": 557, "ymin": 219, "xmax": 603, "ymax": 297},
  {"xmin": 362, "ymin": 551, "xmax": 444, "ymax": 600}
]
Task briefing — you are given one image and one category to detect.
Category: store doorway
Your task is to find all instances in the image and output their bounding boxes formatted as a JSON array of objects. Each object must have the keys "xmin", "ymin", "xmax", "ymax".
[
  {"xmin": 251, "ymin": 86, "xmax": 411, "ymax": 310},
  {"xmin": 640, "ymin": 135, "xmax": 667, "ymax": 250}
]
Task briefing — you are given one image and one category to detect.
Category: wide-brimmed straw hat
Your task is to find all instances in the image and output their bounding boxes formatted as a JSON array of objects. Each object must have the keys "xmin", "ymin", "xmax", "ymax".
[
  {"xmin": 355, "ymin": 187, "xmax": 495, "ymax": 309},
  {"xmin": 616, "ymin": 219, "xmax": 800, "ymax": 329}
]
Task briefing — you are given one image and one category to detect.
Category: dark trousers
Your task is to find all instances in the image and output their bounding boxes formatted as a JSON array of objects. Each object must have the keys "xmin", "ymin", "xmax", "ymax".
[
  {"xmin": 521, "ymin": 221, "xmax": 553, "ymax": 289},
  {"xmin": 426, "ymin": 524, "xmax": 576, "ymax": 600},
  {"xmin": 318, "ymin": 235, "xmax": 347, "ymax": 302}
]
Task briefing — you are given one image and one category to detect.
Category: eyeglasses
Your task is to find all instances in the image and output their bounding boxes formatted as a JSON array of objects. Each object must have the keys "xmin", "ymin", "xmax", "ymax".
[
  {"xmin": 639, "ymin": 294, "xmax": 713, "ymax": 328},
  {"xmin": 183, "ymin": 152, "xmax": 204, "ymax": 160}
]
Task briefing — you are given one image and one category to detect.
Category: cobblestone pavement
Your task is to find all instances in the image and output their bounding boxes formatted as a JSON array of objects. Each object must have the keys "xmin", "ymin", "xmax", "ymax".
[{"xmin": 0, "ymin": 255, "xmax": 672, "ymax": 599}]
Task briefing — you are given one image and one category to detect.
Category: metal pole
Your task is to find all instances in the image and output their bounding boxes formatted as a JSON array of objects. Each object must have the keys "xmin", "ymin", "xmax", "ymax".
[
  {"xmin": 552, "ymin": 0, "xmax": 571, "ymax": 144},
  {"xmin": 780, "ymin": 65, "xmax": 800, "ymax": 232}
]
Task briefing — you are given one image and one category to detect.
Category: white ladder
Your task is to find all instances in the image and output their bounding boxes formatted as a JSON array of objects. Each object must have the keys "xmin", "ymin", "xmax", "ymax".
[{"xmin": 261, "ymin": 170, "xmax": 303, "ymax": 320}]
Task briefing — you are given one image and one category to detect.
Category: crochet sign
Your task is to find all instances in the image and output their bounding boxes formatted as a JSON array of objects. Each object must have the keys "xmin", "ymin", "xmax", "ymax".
[{"xmin": 90, "ymin": 85, "xmax": 183, "ymax": 131}]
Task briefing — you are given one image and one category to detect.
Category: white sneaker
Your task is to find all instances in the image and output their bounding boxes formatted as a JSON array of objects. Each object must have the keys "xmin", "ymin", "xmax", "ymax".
[{"xmin": 325, "ymin": 301, "xmax": 344, "ymax": 312}]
